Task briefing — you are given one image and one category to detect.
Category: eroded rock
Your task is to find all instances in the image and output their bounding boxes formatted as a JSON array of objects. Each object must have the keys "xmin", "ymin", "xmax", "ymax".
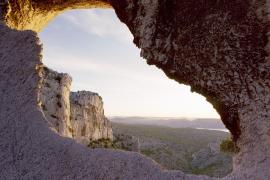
[
  {"xmin": 40, "ymin": 67, "xmax": 73, "ymax": 137},
  {"xmin": 70, "ymin": 91, "xmax": 113, "ymax": 145},
  {"xmin": 40, "ymin": 67, "xmax": 113, "ymax": 145}
]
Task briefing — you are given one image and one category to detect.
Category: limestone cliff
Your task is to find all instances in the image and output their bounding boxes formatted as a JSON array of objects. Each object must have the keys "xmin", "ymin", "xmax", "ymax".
[
  {"xmin": 70, "ymin": 91, "xmax": 113, "ymax": 145},
  {"xmin": 40, "ymin": 67, "xmax": 113, "ymax": 145},
  {"xmin": 40, "ymin": 67, "xmax": 73, "ymax": 137}
]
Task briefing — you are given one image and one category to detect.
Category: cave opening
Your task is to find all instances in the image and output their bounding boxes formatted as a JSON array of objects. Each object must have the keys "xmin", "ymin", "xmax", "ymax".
[{"xmin": 38, "ymin": 8, "xmax": 232, "ymax": 178}]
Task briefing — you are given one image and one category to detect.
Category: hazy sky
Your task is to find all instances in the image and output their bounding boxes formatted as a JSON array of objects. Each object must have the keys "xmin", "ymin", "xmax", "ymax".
[{"xmin": 39, "ymin": 9, "xmax": 219, "ymax": 119}]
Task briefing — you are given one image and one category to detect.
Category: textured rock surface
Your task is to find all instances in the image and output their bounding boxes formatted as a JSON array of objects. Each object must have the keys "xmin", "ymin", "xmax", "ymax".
[
  {"xmin": 2, "ymin": 0, "xmax": 110, "ymax": 32},
  {"xmin": 0, "ymin": 0, "xmax": 270, "ymax": 179},
  {"xmin": 70, "ymin": 91, "xmax": 113, "ymax": 145},
  {"xmin": 40, "ymin": 67, "xmax": 113, "ymax": 145},
  {"xmin": 40, "ymin": 67, "xmax": 73, "ymax": 137},
  {"xmin": 108, "ymin": 1, "xmax": 270, "ymax": 179}
]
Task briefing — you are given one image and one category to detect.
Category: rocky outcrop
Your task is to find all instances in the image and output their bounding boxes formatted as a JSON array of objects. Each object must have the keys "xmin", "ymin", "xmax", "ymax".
[
  {"xmin": 1, "ymin": 0, "xmax": 270, "ymax": 179},
  {"xmin": 70, "ymin": 91, "xmax": 113, "ymax": 145},
  {"xmin": 40, "ymin": 67, "xmax": 73, "ymax": 137},
  {"xmin": 40, "ymin": 67, "xmax": 113, "ymax": 145}
]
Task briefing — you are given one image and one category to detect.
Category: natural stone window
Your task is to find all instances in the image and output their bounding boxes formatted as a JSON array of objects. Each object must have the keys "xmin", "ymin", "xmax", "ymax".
[
  {"xmin": 39, "ymin": 8, "xmax": 231, "ymax": 177},
  {"xmin": 0, "ymin": 0, "xmax": 270, "ymax": 179}
]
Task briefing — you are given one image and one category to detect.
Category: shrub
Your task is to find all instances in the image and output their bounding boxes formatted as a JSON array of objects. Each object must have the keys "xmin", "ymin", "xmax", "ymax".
[
  {"xmin": 87, "ymin": 138, "xmax": 115, "ymax": 149},
  {"xmin": 220, "ymin": 138, "xmax": 238, "ymax": 154}
]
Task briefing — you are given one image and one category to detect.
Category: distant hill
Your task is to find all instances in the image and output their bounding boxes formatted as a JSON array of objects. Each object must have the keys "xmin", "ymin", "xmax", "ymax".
[
  {"xmin": 110, "ymin": 116, "xmax": 227, "ymax": 130},
  {"xmin": 112, "ymin": 122, "xmax": 232, "ymax": 178}
]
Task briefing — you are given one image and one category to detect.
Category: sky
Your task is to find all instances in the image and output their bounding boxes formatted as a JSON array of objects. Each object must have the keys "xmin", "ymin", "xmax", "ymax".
[{"xmin": 39, "ymin": 9, "xmax": 220, "ymax": 119}]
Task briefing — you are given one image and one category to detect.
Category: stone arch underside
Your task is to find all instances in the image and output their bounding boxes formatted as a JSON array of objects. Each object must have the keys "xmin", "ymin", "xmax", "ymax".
[{"xmin": 0, "ymin": 0, "xmax": 270, "ymax": 179}]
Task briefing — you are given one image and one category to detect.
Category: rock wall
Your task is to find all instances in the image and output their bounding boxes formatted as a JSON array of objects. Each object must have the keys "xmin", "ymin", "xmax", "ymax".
[
  {"xmin": 40, "ymin": 67, "xmax": 73, "ymax": 137},
  {"xmin": 70, "ymin": 91, "xmax": 113, "ymax": 145},
  {"xmin": 1, "ymin": 0, "xmax": 270, "ymax": 179},
  {"xmin": 40, "ymin": 67, "xmax": 113, "ymax": 145}
]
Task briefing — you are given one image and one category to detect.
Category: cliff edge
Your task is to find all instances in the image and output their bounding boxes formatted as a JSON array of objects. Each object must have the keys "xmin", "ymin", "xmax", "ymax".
[{"xmin": 40, "ymin": 67, "xmax": 113, "ymax": 145}]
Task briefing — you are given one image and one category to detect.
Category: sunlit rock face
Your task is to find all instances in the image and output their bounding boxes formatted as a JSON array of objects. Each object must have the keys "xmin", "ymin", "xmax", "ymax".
[
  {"xmin": 2, "ymin": 0, "xmax": 110, "ymax": 32},
  {"xmin": 40, "ymin": 67, "xmax": 73, "ymax": 137},
  {"xmin": 40, "ymin": 67, "xmax": 113, "ymax": 145},
  {"xmin": 70, "ymin": 91, "xmax": 113, "ymax": 145},
  {"xmin": 1, "ymin": 0, "xmax": 270, "ymax": 179}
]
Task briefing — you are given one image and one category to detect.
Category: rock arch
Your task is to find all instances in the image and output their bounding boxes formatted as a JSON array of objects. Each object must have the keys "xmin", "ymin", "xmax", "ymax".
[{"xmin": 0, "ymin": 0, "xmax": 269, "ymax": 179}]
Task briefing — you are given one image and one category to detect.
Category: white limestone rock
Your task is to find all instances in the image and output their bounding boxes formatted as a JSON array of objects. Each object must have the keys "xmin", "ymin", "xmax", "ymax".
[
  {"xmin": 40, "ymin": 67, "xmax": 73, "ymax": 137},
  {"xmin": 70, "ymin": 91, "xmax": 113, "ymax": 145},
  {"xmin": 40, "ymin": 67, "xmax": 113, "ymax": 145}
]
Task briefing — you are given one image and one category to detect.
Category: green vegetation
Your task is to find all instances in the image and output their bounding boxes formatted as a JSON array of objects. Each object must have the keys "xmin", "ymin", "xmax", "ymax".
[
  {"xmin": 220, "ymin": 138, "xmax": 238, "ymax": 154},
  {"xmin": 141, "ymin": 149, "xmax": 155, "ymax": 156},
  {"xmin": 88, "ymin": 138, "xmax": 116, "ymax": 149},
  {"xmin": 87, "ymin": 137, "xmax": 133, "ymax": 151},
  {"xmin": 191, "ymin": 161, "xmax": 225, "ymax": 176},
  {"xmin": 87, "ymin": 123, "xmax": 233, "ymax": 177},
  {"xmin": 112, "ymin": 122, "xmax": 233, "ymax": 178},
  {"xmin": 113, "ymin": 123, "xmax": 229, "ymax": 153}
]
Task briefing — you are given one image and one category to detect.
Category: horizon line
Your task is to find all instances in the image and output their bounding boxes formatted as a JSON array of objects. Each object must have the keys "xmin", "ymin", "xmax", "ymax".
[{"xmin": 107, "ymin": 115, "xmax": 220, "ymax": 120}]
